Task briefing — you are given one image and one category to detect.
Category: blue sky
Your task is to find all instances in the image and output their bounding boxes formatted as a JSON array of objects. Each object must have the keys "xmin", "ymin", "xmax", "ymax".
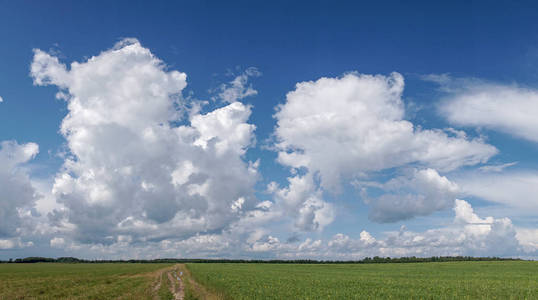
[{"xmin": 1, "ymin": 0, "xmax": 538, "ymax": 259}]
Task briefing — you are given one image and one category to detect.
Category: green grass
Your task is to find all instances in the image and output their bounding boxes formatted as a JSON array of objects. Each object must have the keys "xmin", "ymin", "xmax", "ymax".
[
  {"xmin": 0, "ymin": 263, "xmax": 172, "ymax": 299},
  {"xmin": 186, "ymin": 261, "xmax": 538, "ymax": 299},
  {"xmin": 158, "ymin": 270, "xmax": 174, "ymax": 300}
]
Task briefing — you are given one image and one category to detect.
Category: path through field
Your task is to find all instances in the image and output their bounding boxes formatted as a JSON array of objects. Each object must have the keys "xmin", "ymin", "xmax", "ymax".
[
  {"xmin": 150, "ymin": 264, "xmax": 185, "ymax": 300},
  {"xmin": 150, "ymin": 264, "xmax": 220, "ymax": 300},
  {"xmin": 167, "ymin": 268, "xmax": 184, "ymax": 300}
]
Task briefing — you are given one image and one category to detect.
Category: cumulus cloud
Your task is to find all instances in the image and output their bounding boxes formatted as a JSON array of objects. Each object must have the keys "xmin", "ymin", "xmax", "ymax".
[
  {"xmin": 364, "ymin": 168, "xmax": 459, "ymax": 223},
  {"xmin": 516, "ymin": 228, "xmax": 538, "ymax": 253},
  {"xmin": 269, "ymin": 173, "xmax": 334, "ymax": 231},
  {"xmin": 31, "ymin": 39, "xmax": 260, "ymax": 245},
  {"xmin": 281, "ymin": 199, "xmax": 523, "ymax": 259},
  {"xmin": 10, "ymin": 41, "xmax": 534, "ymax": 260},
  {"xmin": 215, "ymin": 67, "xmax": 261, "ymax": 103},
  {"xmin": 28, "ymin": 198, "xmax": 536, "ymax": 260},
  {"xmin": 0, "ymin": 238, "xmax": 33, "ymax": 250},
  {"xmin": 434, "ymin": 76, "xmax": 538, "ymax": 143},
  {"xmin": 237, "ymin": 199, "xmax": 526, "ymax": 259},
  {"xmin": 272, "ymin": 72, "xmax": 496, "ymax": 224},
  {"xmin": 274, "ymin": 72, "xmax": 496, "ymax": 191},
  {"xmin": 0, "ymin": 141, "xmax": 40, "ymax": 238},
  {"xmin": 50, "ymin": 237, "xmax": 65, "ymax": 248}
]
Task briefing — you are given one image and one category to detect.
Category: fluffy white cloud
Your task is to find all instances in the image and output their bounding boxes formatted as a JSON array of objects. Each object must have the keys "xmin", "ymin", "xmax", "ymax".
[
  {"xmin": 274, "ymin": 72, "xmax": 496, "ymax": 191},
  {"xmin": 9, "ymin": 41, "xmax": 534, "ymax": 260},
  {"xmin": 269, "ymin": 173, "xmax": 334, "ymax": 231},
  {"xmin": 215, "ymin": 67, "xmax": 261, "ymax": 103},
  {"xmin": 280, "ymin": 199, "xmax": 523, "ymax": 259},
  {"xmin": 239, "ymin": 199, "xmax": 526, "ymax": 259},
  {"xmin": 515, "ymin": 228, "xmax": 538, "ymax": 253},
  {"xmin": 364, "ymin": 168, "xmax": 459, "ymax": 222},
  {"xmin": 272, "ymin": 72, "xmax": 496, "ymax": 224},
  {"xmin": 0, "ymin": 238, "xmax": 33, "ymax": 250},
  {"xmin": 31, "ymin": 39, "xmax": 260, "ymax": 245},
  {"xmin": 435, "ymin": 77, "xmax": 538, "ymax": 143},
  {"xmin": 29, "ymin": 198, "xmax": 537, "ymax": 259},
  {"xmin": 0, "ymin": 96, "xmax": 3, "ymax": 103},
  {"xmin": 0, "ymin": 141, "xmax": 40, "ymax": 237}
]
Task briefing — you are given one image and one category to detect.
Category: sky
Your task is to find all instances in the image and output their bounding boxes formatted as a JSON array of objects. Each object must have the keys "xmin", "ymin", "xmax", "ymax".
[{"xmin": 1, "ymin": 0, "xmax": 538, "ymax": 260}]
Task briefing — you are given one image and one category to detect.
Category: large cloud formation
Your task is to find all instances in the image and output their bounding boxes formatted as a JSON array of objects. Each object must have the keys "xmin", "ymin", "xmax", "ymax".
[
  {"xmin": 238, "ymin": 199, "xmax": 525, "ymax": 259},
  {"xmin": 11, "ymin": 40, "xmax": 535, "ymax": 260},
  {"xmin": 31, "ymin": 39, "xmax": 260, "ymax": 245},
  {"xmin": 317, "ymin": 199, "xmax": 522, "ymax": 259},
  {"xmin": 47, "ymin": 199, "xmax": 535, "ymax": 259},
  {"xmin": 272, "ymin": 72, "xmax": 497, "ymax": 223}
]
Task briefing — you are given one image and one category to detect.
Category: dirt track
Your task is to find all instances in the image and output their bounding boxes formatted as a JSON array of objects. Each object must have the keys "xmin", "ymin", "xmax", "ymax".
[
  {"xmin": 152, "ymin": 264, "xmax": 220, "ymax": 300},
  {"xmin": 167, "ymin": 269, "xmax": 184, "ymax": 300}
]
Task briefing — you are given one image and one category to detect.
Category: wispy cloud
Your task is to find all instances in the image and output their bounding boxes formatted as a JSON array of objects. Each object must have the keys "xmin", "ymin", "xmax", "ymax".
[
  {"xmin": 430, "ymin": 74, "xmax": 538, "ymax": 143},
  {"xmin": 213, "ymin": 67, "xmax": 261, "ymax": 103}
]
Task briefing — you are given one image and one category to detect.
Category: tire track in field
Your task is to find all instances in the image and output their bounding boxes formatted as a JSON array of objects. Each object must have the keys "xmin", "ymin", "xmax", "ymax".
[
  {"xmin": 151, "ymin": 267, "xmax": 167, "ymax": 300},
  {"xmin": 152, "ymin": 264, "xmax": 220, "ymax": 300},
  {"xmin": 167, "ymin": 269, "xmax": 184, "ymax": 300}
]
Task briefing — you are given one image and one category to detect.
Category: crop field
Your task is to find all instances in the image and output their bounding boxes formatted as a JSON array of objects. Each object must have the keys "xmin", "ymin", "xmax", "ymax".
[
  {"xmin": 186, "ymin": 261, "xmax": 538, "ymax": 299},
  {"xmin": 0, "ymin": 263, "xmax": 175, "ymax": 299},
  {"xmin": 1, "ymin": 261, "xmax": 537, "ymax": 299}
]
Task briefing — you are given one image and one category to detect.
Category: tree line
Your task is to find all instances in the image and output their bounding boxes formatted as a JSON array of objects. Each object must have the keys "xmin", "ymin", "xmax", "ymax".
[{"xmin": 0, "ymin": 256, "xmax": 523, "ymax": 264}]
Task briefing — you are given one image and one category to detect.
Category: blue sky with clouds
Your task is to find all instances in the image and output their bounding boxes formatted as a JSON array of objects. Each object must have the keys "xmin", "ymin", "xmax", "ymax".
[{"xmin": 1, "ymin": 0, "xmax": 538, "ymax": 259}]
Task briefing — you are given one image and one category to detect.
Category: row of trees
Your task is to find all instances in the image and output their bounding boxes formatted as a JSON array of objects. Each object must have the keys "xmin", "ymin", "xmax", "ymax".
[{"xmin": 0, "ymin": 256, "xmax": 522, "ymax": 264}]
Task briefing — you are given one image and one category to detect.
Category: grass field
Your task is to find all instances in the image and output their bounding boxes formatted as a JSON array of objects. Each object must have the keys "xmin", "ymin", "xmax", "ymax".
[
  {"xmin": 0, "ymin": 263, "xmax": 173, "ymax": 299},
  {"xmin": 186, "ymin": 261, "xmax": 538, "ymax": 299},
  {"xmin": 1, "ymin": 261, "xmax": 537, "ymax": 299}
]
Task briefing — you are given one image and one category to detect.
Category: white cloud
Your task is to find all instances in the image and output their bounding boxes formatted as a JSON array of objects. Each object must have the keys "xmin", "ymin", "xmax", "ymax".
[
  {"xmin": 0, "ymin": 96, "xmax": 3, "ymax": 103},
  {"xmin": 456, "ymin": 171, "xmax": 538, "ymax": 212},
  {"xmin": 269, "ymin": 173, "xmax": 335, "ymax": 231},
  {"xmin": 8, "ymin": 41, "xmax": 533, "ymax": 260},
  {"xmin": 0, "ymin": 239, "xmax": 15, "ymax": 250},
  {"xmin": 272, "ymin": 72, "xmax": 496, "ymax": 224},
  {"xmin": 240, "ymin": 200, "xmax": 526, "ymax": 259},
  {"xmin": 26, "ymin": 198, "xmax": 536, "ymax": 260},
  {"xmin": 50, "ymin": 237, "xmax": 65, "ymax": 248},
  {"xmin": 31, "ymin": 38, "xmax": 260, "ymax": 245},
  {"xmin": 516, "ymin": 228, "xmax": 538, "ymax": 253},
  {"xmin": 215, "ymin": 67, "xmax": 261, "ymax": 103},
  {"xmin": 0, "ymin": 238, "xmax": 33, "ymax": 250},
  {"xmin": 274, "ymin": 72, "xmax": 497, "ymax": 191},
  {"xmin": 292, "ymin": 199, "xmax": 522, "ymax": 259},
  {"xmin": 478, "ymin": 162, "xmax": 517, "ymax": 173},
  {"xmin": 0, "ymin": 141, "xmax": 40, "ymax": 238},
  {"xmin": 191, "ymin": 101, "xmax": 255, "ymax": 155},
  {"xmin": 453, "ymin": 199, "xmax": 492, "ymax": 225},
  {"xmin": 436, "ymin": 77, "xmax": 538, "ymax": 143},
  {"xmin": 365, "ymin": 168, "xmax": 459, "ymax": 222}
]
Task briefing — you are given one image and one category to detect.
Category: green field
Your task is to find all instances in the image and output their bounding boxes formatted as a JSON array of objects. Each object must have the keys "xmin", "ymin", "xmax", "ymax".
[
  {"xmin": 1, "ymin": 261, "xmax": 537, "ymax": 299},
  {"xmin": 186, "ymin": 261, "xmax": 538, "ymax": 299},
  {"xmin": 0, "ymin": 263, "xmax": 174, "ymax": 299}
]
